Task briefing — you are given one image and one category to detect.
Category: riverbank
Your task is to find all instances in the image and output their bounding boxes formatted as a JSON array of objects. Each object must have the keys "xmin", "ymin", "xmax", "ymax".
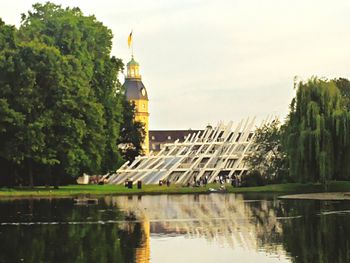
[{"xmin": 0, "ymin": 181, "xmax": 350, "ymax": 198}]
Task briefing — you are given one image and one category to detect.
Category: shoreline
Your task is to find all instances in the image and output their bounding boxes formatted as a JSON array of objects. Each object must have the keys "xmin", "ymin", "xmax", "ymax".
[{"xmin": 0, "ymin": 181, "xmax": 350, "ymax": 199}]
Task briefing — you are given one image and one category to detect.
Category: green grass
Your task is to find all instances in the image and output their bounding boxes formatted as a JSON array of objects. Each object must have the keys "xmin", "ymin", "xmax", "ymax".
[{"xmin": 0, "ymin": 181, "xmax": 350, "ymax": 198}]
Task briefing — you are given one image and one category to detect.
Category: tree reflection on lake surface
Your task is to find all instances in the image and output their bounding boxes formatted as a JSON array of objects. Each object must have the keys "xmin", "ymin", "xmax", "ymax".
[{"xmin": 0, "ymin": 194, "xmax": 349, "ymax": 263}]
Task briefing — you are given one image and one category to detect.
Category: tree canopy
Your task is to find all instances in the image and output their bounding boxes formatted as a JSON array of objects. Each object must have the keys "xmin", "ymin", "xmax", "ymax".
[
  {"xmin": 245, "ymin": 77, "xmax": 350, "ymax": 185},
  {"xmin": 245, "ymin": 119, "xmax": 289, "ymax": 184},
  {"xmin": 118, "ymin": 100, "xmax": 145, "ymax": 163},
  {"xmin": 283, "ymin": 78, "xmax": 350, "ymax": 183},
  {"xmin": 0, "ymin": 3, "xmax": 144, "ymax": 187}
]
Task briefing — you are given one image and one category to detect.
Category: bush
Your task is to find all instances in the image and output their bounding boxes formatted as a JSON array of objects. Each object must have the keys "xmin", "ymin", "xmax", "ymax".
[{"xmin": 241, "ymin": 170, "xmax": 266, "ymax": 187}]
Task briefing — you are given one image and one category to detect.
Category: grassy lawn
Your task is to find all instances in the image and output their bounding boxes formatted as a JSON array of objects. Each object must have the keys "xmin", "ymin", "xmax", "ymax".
[{"xmin": 0, "ymin": 181, "xmax": 349, "ymax": 198}]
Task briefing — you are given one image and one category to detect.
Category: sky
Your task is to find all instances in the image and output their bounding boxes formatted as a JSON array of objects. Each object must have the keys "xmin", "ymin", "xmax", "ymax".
[{"xmin": 1, "ymin": 0, "xmax": 350, "ymax": 129}]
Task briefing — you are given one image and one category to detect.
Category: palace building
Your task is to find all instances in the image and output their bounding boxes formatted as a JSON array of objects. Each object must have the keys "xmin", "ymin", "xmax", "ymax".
[{"xmin": 123, "ymin": 56, "xmax": 150, "ymax": 155}]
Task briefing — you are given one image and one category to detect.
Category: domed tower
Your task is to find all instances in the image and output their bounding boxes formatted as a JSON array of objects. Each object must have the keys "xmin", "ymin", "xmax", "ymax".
[{"xmin": 123, "ymin": 56, "xmax": 150, "ymax": 155}]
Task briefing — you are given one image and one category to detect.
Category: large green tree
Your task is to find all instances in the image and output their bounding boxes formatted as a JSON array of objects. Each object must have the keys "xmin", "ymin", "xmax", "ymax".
[
  {"xmin": 18, "ymin": 3, "xmax": 125, "ymax": 178},
  {"xmin": 283, "ymin": 78, "xmax": 350, "ymax": 183},
  {"xmin": 0, "ymin": 3, "xmax": 138, "ymax": 187},
  {"xmin": 0, "ymin": 38, "xmax": 92, "ymax": 186}
]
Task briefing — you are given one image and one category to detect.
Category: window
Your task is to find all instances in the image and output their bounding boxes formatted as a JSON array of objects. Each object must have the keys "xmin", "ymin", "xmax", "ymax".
[
  {"xmin": 151, "ymin": 136, "xmax": 155, "ymax": 140},
  {"xmin": 167, "ymin": 136, "xmax": 172, "ymax": 140},
  {"xmin": 152, "ymin": 144, "xmax": 156, "ymax": 150}
]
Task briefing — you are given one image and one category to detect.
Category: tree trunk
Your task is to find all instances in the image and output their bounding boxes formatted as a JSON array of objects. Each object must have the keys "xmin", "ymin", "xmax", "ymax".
[
  {"xmin": 28, "ymin": 160, "xmax": 34, "ymax": 188},
  {"xmin": 12, "ymin": 166, "xmax": 18, "ymax": 188},
  {"xmin": 54, "ymin": 177, "xmax": 60, "ymax": 189},
  {"xmin": 45, "ymin": 165, "xmax": 51, "ymax": 188},
  {"xmin": 53, "ymin": 166, "xmax": 60, "ymax": 189}
]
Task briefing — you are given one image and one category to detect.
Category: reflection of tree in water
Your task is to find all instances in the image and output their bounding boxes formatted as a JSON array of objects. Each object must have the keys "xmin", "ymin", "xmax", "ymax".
[
  {"xmin": 278, "ymin": 200, "xmax": 350, "ymax": 263},
  {"xmin": 0, "ymin": 199, "xmax": 145, "ymax": 263},
  {"xmin": 245, "ymin": 198, "xmax": 285, "ymax": 250}
]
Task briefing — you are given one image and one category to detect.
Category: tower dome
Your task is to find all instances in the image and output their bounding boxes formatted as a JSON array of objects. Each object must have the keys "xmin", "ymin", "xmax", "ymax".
[{"xmin": 123, "ymin": 56, "xmax": 148, "ymax": 101}]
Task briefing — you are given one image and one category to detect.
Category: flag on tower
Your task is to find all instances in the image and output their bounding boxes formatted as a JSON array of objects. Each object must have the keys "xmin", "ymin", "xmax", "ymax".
[{"xmin": 128, "ymin": 31, "xmax": 133, "ymax": 48}]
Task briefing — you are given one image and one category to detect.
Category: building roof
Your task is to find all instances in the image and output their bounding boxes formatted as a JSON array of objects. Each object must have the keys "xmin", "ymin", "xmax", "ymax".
[
  {"xmin": 123, "ymin": 78, "xmax": 148, "ymax": 100},
  {"xmin": 149, "ymin": 130, "xmax": 203, "ymax": 143},
  {"xmin": 127, "ymin": 57, "xmax": 139, "ymax": 66}
]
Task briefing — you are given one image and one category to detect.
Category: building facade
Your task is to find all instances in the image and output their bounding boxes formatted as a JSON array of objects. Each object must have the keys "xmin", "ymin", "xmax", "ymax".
[
  {"xmin": 108, "ymin": 118, "xmax": 269, "ymax": 185},
  {"xmin": 123, "ymin": 56, "xmax": 150, "ymax": 155}
]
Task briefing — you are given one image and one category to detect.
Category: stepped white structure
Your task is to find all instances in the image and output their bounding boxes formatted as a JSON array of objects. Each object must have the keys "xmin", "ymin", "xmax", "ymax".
[{"xmin": 108, "ymin": 117, "xmax": 270, "ymax": 185}]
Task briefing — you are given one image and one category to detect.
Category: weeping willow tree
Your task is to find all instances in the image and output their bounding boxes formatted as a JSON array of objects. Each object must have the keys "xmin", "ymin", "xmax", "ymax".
[{"xmin": 284, "ymin": 78, "xmax": 350, "ymax": 183}]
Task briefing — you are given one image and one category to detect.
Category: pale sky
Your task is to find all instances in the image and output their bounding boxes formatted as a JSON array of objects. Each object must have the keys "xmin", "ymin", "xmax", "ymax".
[{"xmin": 1, "ymin": 0, "xmax": 350, "ymax": 129}]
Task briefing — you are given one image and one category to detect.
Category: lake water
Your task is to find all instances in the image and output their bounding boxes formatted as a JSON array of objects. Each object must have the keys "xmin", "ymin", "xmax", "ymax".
[{"xmin": 0, "ymin": 193, "xmax": 349, "ymax": 263}]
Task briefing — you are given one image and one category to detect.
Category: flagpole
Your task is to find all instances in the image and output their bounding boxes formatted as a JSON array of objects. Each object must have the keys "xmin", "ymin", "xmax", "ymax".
[
  {"xmin": 132, "ymin": 40, "xmax": 134, "ymax": 57},
  {"xmin": 131, "ymin": 30, "xmax": 134, "ymax": 58}
]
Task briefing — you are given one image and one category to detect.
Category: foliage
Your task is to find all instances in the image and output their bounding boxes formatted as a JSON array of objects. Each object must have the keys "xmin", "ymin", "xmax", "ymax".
[
  {"xmin": 240, "ymin": 170, "xmax": 266, "ymax": 187},
  {"xmin": 283, "ymin": 77, "xmax": 350, "ymax": 183},
  {"xmin": 118, "ymin": 100, "xmax": 145, "ymax": 163},
  {"xmin": 334, "ymin": 77, "xmax": 350, "ymax": 111},
  {"xmin": 245, "ymin": 119, "xmax": 289, "ymax": 184},
  {"xmin": 18, "ymin": 3, "xmax": 125, "ymax": 179},
  {"xmin": 246, "ymin": 77, "xmax": 350, "ymax": 185},
  {"xmin": 0, "ymin": 3, "xmax": 143, "ymax": 187},
  {"xmin": 0, "ymin": 41, "xmax": 73, "ymax": 186}
]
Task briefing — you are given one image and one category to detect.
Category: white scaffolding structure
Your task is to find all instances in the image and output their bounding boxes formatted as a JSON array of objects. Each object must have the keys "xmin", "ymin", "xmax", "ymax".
[{"xmin": 108, "ymin": 117, "xmax": 269, "ymax": 185}]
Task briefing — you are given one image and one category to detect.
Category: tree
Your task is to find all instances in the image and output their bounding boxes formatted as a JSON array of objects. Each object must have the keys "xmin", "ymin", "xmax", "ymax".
[
  {"xmin": 0, "ymin": 19, "xmax": 16, "ymax": 50},
  {"xmin": 118, "ymin": 100, "xmax": 145, "ymax": 163},
  {"xmin": 283, "ymin": 77, "xmax": 350, "ymax": 183},
  {"xmin": 0, "ymin": 40, "xmax": 86, "ymax": 187},
  {"xmin": 245, "ymin": 119, "xmax": 289, "ymax": 184},
  {"xmin": 15, "ymin": 2, "xmax": 125, "ymax": 184},
  {"xmin": 0, "ymin": 19, "xmax": 22, "ymax": 186},
  {"xmin": 334, "ymin": 78, "xmax": 350, "ymax": 111}
]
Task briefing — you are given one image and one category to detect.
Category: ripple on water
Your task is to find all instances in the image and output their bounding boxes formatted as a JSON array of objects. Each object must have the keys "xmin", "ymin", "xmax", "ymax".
[
  {"xmin": 0, "ymin": 220, "xmax": 134, "ymax": 226},
  {"xmin": 319, "ymin": 210, "xmax": 350, "ymax": 216}
]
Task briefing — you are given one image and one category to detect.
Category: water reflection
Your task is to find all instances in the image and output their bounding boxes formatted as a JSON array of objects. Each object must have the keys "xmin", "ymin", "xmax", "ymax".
[
  {"xmin": 107, "ymin": 194, "xmax": 290, "ymax": 263},
  {"xmin": 278, "ymin": 200, "xmax": 350, "ymax": 263},
  {"xmin": 0, "ymin": 199, "xmax": 142, "ymax": 263},
  {"xmin": 0, "ymin": 195, "xmax": 349, "ymax": 263}
]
